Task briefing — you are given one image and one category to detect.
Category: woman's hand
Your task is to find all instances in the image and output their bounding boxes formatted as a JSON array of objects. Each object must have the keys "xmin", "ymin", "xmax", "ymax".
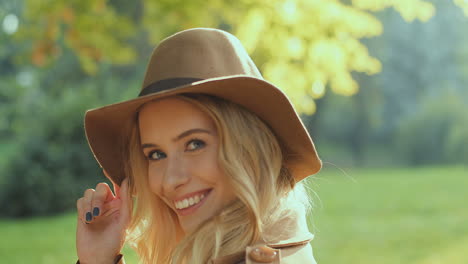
[{"xmin": 76, "ymin": 170, "xmax": 132, "ymax": 264}]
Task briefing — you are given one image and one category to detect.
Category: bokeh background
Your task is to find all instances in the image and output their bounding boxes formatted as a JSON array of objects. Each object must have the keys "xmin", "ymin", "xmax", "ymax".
[{"xmin": 0, "ymin": 0, "xmax": 467, "ymax": 263}]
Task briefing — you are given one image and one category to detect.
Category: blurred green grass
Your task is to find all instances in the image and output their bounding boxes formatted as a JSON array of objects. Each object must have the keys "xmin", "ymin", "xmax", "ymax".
[
  {"xmin": 0, "ymin": 166, "xmax": 466, "ymax": 263},
  {"xmin": 309, "ymin": 166, "xmax": 468, "ymax": 264},
  {"xmin": 0, "ymin": 212, "xmax": 138, "ymax": 263}
]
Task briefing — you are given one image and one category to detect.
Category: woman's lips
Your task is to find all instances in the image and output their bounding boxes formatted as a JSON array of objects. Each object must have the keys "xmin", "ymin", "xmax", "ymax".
[{"xmin": 175, "ymin": 189, "xmax": 212, "ymax": 216}]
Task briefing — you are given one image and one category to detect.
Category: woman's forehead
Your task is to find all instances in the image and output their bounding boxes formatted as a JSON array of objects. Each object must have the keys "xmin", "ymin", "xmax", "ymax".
[
  {"xmin": 138, "ymin": 97, "xmax": 217, "ymax": 140},
  {"xmin": 139, "ymin": 96, "xmax": 191, "ymax": 112}
]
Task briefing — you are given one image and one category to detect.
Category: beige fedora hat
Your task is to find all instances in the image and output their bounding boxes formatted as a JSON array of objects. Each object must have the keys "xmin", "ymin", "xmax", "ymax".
[{"xmin": 85, "ymin": 28, "xmax": 321, "ymax": 186}]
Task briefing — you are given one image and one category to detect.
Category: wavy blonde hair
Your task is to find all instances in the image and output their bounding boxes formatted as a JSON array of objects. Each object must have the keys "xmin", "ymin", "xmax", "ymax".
[{"xmin": 122, "ymin": 94, "xmax": 312, "ymax": 264}]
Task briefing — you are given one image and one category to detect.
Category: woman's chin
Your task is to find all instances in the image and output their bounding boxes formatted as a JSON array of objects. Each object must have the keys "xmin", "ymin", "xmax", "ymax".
[
  {"xmin": 180, "ymin": 220, "xmax": 204, "ymax": 235},
  {"xmin": 179, "ymin": 211, "xmax": 229, "ymax": 236}
]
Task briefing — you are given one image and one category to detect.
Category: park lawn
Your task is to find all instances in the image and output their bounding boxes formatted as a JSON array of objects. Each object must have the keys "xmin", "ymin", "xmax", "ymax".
[
  {"xmin": 0, "ymin": 212, "xmax": 138, "ymax": 264},
  {"xmin": 309, "ymin": 165, "xmax": 468, "ymax": 264},
  {"xmin": 0, "ymin": 166, "xmax": 466, "ymax": 264}
]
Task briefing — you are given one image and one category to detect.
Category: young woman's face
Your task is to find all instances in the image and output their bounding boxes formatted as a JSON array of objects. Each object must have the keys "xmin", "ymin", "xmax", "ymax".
[{"xmin": 138, "ymin": 97, "xmax": 236, "ymax": 234}]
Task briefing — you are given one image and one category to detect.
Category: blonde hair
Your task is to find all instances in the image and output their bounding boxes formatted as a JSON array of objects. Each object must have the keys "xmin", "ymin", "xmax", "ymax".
[{"xmin": 122, "ymin": 94, "xmax": 312, "ymax": 264}]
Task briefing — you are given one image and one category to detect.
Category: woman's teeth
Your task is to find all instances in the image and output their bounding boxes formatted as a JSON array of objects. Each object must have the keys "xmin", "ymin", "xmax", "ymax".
[{"xmin": 175, "ymin": 193, "xmax": 206, "ymax": 209}]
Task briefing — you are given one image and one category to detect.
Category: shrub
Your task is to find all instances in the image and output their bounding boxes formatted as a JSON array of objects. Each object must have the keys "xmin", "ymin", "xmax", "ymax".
[
  {"xmin": 395, "ymin": 90, "xmax": 468, "ymax": 165},
  {"xmin": 0, "ymin": 83, "xmax": 110, "ymax": 217}
]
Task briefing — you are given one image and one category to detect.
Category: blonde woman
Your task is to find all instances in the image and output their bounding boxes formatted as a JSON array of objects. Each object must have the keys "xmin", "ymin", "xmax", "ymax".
[{"xmin": 76, "ymin": 28, "xmax": 322, "ymax": 264}]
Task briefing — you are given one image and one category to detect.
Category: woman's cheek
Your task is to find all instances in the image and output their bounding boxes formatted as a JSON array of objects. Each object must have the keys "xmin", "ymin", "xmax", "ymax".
[
  {"xmin": 147, "ymin": 168, "xmax": 162, "ymax": 196},
  {"xmin": 196, "ymin": 152, "xmax": 222, "ymax": 181}
]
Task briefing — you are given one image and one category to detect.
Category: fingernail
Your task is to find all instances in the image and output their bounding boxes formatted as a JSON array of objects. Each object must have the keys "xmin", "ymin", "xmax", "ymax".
[
  {"xmin": 93, "ymin": 207, "xmax": 100, "ymax": 217},
  {"xmin": 86, "ymin": 212, "xmax": 92, "ymax": 222}
]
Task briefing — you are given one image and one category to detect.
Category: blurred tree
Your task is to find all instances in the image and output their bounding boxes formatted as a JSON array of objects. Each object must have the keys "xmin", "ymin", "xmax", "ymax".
[
  {"xmin": 395, "ymin": 89, "xmax": 468, "ymax": 165},
  {"xmin": 307, "ymin": 0, "xmax": 468, "ymax": 167},
  {"xmin": 370, "ymin": 0, "xmax": 468, "ymax": 165},
  {"xmin": 15, "ymin": 0, "xmax": 443, "ymax": 114},
  {"xmin": 0, "ymin": 0, "xmax": 144, "ymax": 217}
]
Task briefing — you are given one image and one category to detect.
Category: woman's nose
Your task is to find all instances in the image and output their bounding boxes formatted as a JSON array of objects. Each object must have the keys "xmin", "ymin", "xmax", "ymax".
[{"xmin": 162, "ymin": 155, "xmax": 191, "ymax": 193}]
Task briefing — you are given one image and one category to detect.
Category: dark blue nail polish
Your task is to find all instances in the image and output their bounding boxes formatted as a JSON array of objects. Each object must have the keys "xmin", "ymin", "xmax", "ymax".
[
  {"xmin": 86, "ymin": 212, "xmax": 92, "ymax": 222},
  {"xmin": 93, "ymin": 207, "xmax": 100, "ymax": 217}
]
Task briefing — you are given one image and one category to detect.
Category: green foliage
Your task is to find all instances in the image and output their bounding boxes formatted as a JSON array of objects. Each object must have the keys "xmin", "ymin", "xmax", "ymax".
[
  {"xmin": 395, "ymin": 90, "xmax": 468, "ymax": 165},
  {"xmin": 0, "ymin": 82, "xmax": 100, "ymax": 217},
  {"xmin": 305, "ymin": 1, "xmax": 468, "ymax": 168},
  {"xmin": 17, "ymin": 0, "xmax": 445, "ymax": 113},
  {"xmin": 20, "ymin": 0, "xmax": 136, "ymax": 73},
  {"xmin": 0, "ymin": 51, "xmax": 141, "ymax": 217}
]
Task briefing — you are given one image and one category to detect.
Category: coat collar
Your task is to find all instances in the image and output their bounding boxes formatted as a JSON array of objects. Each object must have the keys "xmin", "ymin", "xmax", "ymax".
[{"xmin": 210, "ymin": 207, "xmax": 314, "ymax": 264}]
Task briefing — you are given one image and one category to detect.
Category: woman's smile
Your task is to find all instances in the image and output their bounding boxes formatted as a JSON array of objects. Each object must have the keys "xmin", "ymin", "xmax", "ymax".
[{"xmin": 173, "ymin": 189, "xmax": 212, "ymax": 216}]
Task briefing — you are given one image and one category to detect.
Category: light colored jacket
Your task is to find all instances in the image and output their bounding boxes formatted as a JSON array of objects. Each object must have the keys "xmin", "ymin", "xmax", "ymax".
[{"xmin": 209, "ymin": 208, "xmax": 317, "ymax": 264}]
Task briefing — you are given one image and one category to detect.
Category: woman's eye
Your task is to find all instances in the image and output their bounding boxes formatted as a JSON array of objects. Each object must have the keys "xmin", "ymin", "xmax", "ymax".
[
  {"xmin": 148, "ymin": 150, "xmax": 166, "ymax": 161},
  {"xmin": 186, "ymin": 139, "xmax": 206, "ymax": 151}
]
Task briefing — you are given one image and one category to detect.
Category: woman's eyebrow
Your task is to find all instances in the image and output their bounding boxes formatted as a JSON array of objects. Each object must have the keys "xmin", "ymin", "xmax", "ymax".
[
  {"xmin": 174, "ymin": 128, "xmax": 212, "ymax": 142},
  {"xmin": 141, "ymin": 128, "xmax": 212, "ymax": 149},
  {"xmin": 141, "ymin": 143, "xmax": 158, "ymax": 150}
]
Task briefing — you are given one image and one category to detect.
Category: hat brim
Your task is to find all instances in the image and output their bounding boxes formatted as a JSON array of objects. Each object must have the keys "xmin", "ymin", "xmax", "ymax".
[{"xmin": 85, "ymin": 76, "xmax": 321, "ymax": 186}]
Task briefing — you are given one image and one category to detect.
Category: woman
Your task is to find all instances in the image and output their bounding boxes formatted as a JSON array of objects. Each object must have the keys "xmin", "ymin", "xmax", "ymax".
[{"xmin": 76, "ymin": 28, "xmax": 322, "ymax": 264}]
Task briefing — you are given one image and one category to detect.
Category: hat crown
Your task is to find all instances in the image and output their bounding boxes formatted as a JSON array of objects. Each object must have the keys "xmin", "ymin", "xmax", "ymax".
[{"xmin": 141, "ymin": 28, "xmax": 263, "ymax": 91}]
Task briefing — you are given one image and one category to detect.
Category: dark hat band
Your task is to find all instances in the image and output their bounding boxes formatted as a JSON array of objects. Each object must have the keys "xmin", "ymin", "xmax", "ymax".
[{"xmin": 138, "ymin": 77, "xmax": 203, "ymax": 97}]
